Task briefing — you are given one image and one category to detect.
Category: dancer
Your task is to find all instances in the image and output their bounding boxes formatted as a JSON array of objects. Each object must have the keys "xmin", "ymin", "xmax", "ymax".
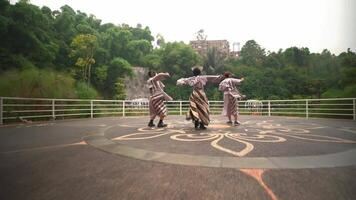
[
  {"xmin": 219, "ymin": 72, "xmax": 245, "ymax": 126},
  {"xmin": 177, "ymin": 67, "xmax": 223, "ymax": 130},
  {"xmin": 147, "ymin": 71, "xmax": 173, "ymax": 127}
]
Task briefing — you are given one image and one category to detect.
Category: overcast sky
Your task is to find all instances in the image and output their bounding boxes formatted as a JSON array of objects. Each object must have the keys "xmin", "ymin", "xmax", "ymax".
[{"xmin": 11, "ymin": 0, "xmax": 356, "ymax": 54}]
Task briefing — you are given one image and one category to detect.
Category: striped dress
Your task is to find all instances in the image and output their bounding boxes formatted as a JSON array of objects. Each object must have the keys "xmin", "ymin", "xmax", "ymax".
[
  {"xmin": 177, "ymin": 75, "xmax": 222, "ymax": 126},
  {"xmin": 218, "ymin": 78, "xmax": 243, "ymax": 116},
  {"xmin": 147, "ymin": 73, "xmax": 172, "ymax": 119}
]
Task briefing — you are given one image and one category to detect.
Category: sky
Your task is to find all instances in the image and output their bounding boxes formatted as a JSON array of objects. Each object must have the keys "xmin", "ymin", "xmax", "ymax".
[{"xmin": 11, "ymin": 0, "xmax": 356, "ymax": 54}]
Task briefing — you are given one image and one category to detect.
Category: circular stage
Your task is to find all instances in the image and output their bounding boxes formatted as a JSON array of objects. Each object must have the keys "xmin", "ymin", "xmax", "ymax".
[{"xmin": 84, "ymin": 115, "xmax": 356, "ymax": 169}]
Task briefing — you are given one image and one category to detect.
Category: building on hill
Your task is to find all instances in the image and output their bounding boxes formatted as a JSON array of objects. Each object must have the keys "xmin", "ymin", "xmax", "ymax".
[
  {"xmin": 190, "ymin": 40, "xmax": 229, "ymax": 57},
  {"xmin": 189, "ymin": 40, "xmax": 240, "ymax": 58}
]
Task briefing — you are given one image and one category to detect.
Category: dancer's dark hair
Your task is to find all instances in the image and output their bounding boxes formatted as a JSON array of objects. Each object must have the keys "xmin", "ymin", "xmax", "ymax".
[
  {"xmin": 192, "ymin": 67, "xmax": 201, "ymax": 76},
  {"xmin": 148, "ymin": 70, "xmax": 156, "ymax": 78},
  {"xmin": 223, "ymin": 71, "xmax": 233, "ymax": 78}
]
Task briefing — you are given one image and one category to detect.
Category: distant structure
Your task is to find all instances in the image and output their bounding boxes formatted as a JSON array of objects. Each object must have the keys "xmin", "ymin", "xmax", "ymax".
[
  {"xmin": 190, "ymin": 40, "xmax": 240, "ymax": 58},
  {"xmin": 190, "ymin": 40, "xmax": 230, "ymax": 57},
  {"xmin": 230, "ymin": 42, "xmax": 241, "ymax": 57}
]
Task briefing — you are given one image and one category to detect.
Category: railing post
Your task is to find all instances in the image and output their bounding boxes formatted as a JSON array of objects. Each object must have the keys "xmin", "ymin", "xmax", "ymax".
[
  {"xmin": 122, "ymin": 100, "xmax": 125, "ymax": 117},
  {"xmin": 90, "ymin": 100, "xmax": 93, "ymax": 118},
  {"xmin": 0, "ymin": 97, "xmax": 3, "ymax": 125},
  {"xmin": 179, "ymin": 101, "xmax": 182, "ymax": 116},
  {"xmin": 52, "ymin": 99, "xmax": 55, "ymax": 120},
  {"xmin": 306, "ymin": 99, "xmax": 309, "ymax": 119},
  {"xmin": 268, "ymin": 101, "xmax": 271, "ymax": 116},
  {"xmin": 353, "ymin": 99, "xmax": 355, "ymax": 120}
]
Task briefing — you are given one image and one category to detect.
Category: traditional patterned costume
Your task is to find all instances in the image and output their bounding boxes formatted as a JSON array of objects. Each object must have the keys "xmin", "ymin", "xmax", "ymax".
[
  {"xmin": 177, "ymin": 75, "xmax": 222, "ymax": 127},
  {"xmin": 147, "ymin": 73, "xmax": 173, "ymax": 120},
  {"xmin": 219, "ymin": 78, "xmax": 243, "ymax": 117}
]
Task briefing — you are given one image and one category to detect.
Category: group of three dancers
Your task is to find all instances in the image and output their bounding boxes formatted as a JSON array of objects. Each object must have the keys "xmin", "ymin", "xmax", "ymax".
[{"xmin": 147, "ymin": 67, "xmax": 244, "ymax": 129}]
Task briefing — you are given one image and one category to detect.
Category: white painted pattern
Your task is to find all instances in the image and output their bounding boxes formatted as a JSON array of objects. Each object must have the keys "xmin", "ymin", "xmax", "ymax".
[{"xmin": 112, "ymin": 120, "xmax": 356, "ymax": 157}]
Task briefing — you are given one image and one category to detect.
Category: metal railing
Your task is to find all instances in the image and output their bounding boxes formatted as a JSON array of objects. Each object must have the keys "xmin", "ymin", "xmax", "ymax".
[{"xmin": 0, "ymin": 97, "xmax": 355, "ymax": 124}]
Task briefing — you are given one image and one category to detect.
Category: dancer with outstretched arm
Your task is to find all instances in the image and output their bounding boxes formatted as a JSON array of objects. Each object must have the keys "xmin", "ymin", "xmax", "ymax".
[
  {"xmin": 219, "ymin": 72, "xmax": 245, "ymax": 126},
  {"xmin": 147, "ymin": 71, "xmax": 173, "ymax": 127},
  {"xmin": 176, "ymin": 67, "xmax": 223, "ymax": 130}
]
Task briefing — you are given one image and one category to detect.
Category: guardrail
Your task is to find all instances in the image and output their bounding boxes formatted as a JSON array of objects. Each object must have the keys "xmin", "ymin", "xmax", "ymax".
[{"xmin": 0, "ymin": 97, "xmax": 355, "ymax": 124}]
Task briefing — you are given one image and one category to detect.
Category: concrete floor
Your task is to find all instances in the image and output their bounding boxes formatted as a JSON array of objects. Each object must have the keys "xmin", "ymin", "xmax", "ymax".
[{"xmin": 1, "ymin": 115, "xmax": 355, "ymax": 200}]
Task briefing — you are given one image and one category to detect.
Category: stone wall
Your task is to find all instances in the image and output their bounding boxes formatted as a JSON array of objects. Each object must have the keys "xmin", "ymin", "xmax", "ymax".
[{"xmin": 125, "ymin": 67, "xmax": 150, "ymax": 100}]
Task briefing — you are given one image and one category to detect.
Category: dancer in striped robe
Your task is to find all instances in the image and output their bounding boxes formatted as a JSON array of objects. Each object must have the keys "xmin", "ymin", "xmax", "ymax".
[
  {"xmin": 147, "ymin": 71, "xmax": 173, "ymax": 127},
  {"xmin": 219, "ymin": 72, "xmax": 245, "ymax": 126},
  {"xmin": 177, "ymin": 67, "xmax": 223, "ymax": 130}
]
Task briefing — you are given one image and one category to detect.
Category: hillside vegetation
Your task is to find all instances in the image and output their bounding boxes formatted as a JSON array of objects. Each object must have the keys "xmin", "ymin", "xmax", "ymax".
[{"xmin": 0, "ymin": 0, "xmax": 355, "ymax": 100}]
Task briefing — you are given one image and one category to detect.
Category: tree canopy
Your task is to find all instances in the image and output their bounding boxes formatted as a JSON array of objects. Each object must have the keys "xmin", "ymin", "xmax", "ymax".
[{"xmin": 0, "ymin": 0, "xmax": 355, "ymax": 100}]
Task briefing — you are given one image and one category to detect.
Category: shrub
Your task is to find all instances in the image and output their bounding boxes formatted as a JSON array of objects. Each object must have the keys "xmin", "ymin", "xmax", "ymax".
[{"xmin": 75, "ymin": 81, "xmax": 99, "ymax": 99}]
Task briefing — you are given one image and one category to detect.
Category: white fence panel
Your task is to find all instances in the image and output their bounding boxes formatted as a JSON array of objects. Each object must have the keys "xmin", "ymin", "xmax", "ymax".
[{"xmin": 0, "ymin": 97, "xmax": 355, "ymax": 124}]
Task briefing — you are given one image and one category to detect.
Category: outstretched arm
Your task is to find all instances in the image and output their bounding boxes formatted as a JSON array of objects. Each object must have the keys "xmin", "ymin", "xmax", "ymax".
[
  {"xmin": 153, "ymin": 72, "xmax": 170, "ymax": 81},
  {"xmin": 204, "ymin": 75, "xmax": 224, "ymax": 84},
  {"xmin": 177, "ymin": 77, "xmax": 196, "ymax": 86},
  {"xmin": 231, "ymin": 77, "xmax": 244, "ymax": 84}
]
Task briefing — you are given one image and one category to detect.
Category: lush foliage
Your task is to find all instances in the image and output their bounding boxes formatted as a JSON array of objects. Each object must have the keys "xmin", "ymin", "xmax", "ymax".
[
  {"xmin": 0, "ymin": 0, "xmax": 150, "ymax": 99},
  {"xmin": 0, "ymin": 67, "xmax": 98, "ymax": 99},
  {"xmin": 224, "ymin": 42, "xmax": 356, "ymax": 99},
  {"xmin": 0, "ymin": 0, "xmax": 355, "ymax": 100}
]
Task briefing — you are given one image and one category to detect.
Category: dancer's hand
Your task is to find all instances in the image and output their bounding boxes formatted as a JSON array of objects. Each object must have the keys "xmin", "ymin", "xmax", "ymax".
[
  {"xmin": 176, "ymin": 79, "xmax": 185, "ymax": 85},
  {"xmin": 240, "ymin": 77, "xmax": 245, "ymax": 81}
]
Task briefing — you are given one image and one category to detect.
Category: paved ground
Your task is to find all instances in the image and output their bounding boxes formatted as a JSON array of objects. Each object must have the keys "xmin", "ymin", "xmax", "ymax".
[{"xmin": 0, "ymin": 115, "xmax": 356, "ymax": 200}]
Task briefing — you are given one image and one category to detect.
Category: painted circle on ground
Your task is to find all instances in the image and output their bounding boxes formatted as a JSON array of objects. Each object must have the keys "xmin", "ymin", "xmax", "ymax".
[{"xmin": 84, "ymin": 116, "xmax": 356, "ymax": 169}]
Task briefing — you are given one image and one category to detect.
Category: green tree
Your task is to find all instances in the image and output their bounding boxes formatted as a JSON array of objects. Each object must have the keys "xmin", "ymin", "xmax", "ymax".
[
  {"xmin": 203, "ymin": 47, "xmax": 225, "ymax": 73},
  {"xmin": 240, "ymin": 40, "xmax": 265, "ymax": 67},
  {"xmin": 70, "ymin": 34, "xmax": 98, "ymax": 85},
  {"xmin": 142, "ymin": 52, "xmax": 161, "ymax": 70},
  {"xmin": 103, "ymin": 57, "xmax": 132, "ymax": 98},
  {"xmin": 1, "ymin": 0, "xmax": 356, "ymax": 101},
  {"xmin": 283, "ymin": 47, "xmax": 310, "ymax": 67},
  {"xmin": 127, "ymin": 39, "xmax": 152, "ymax": 65},
  {"xmin": 263, "ymin": 52, "xmax": 283, "ymax": 69},
  {"xmin": 158, "ymin": 42, "xmax": 201, "ymax": 78},
  {"xmin": 0, "ymin": 0, "xmax": 59, "ymax": 69}
]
